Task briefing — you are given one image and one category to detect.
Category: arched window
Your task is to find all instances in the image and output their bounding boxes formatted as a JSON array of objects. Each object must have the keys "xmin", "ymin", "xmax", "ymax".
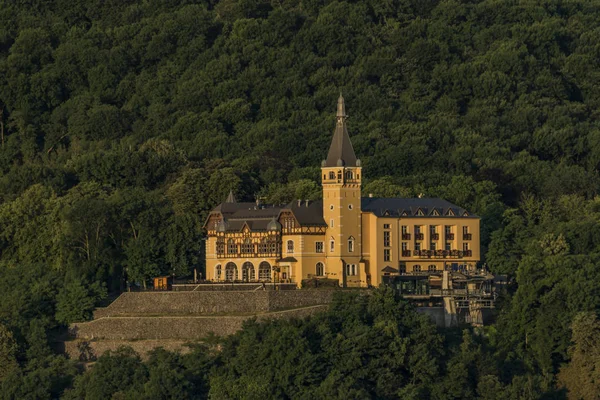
[
  {"xmin": 227, "ymin": 239, "xmax": 236, "ymax": 254},
  {"xmin": 348, "ymin": 236, "xmax": 355, "ymax": 252},
  {"xmin": 259, "ymin": 262, "xmax": 271, "ymax": 281},
  {"xmin": 215, "ymin": 264, "xmax": 222, "ymax": 281},
  {"xmin": 329, "ymin": 171, "xmax": 335, "ymax": 180},
  {"xmin": 345, "ymin": 171, "xmax": 353, "ymax": 180},
  {"xmin": 316, "ymin": 262, "xmax": 324, "ymax": 276},
  {"xmin": 345, "ymin": 264, "xmax": 357, "ymax": 276},
  {"xmin": 242, "ymin": 238, "xmax": 252, "ymax": 254},
  {"xmin": 337, "ymin": 170, "xmax": 342, "ymax": 180},
  {"xmin": 428, "ymin": 265, "xmax": 437, "ymax": 272},
  {"xmin": 287, "ymin": 240, "xmax": 294, "ymax": 253},
  {"xmin": 242, "ymin": 262, "xmax": 255, "ymax": 281},
  {"xmin": 225, "ymin": 262, "xmax": 237, "ymax": 281},
  {"xmin": 414, "ymin": 265, "xmax": 421, "ymax": 272}
]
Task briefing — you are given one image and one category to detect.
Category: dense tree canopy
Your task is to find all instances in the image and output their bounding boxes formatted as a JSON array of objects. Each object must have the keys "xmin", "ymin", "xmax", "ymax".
[{"xmin": 1, "ymin": 0, "xmax": 600, "ymax": 398}]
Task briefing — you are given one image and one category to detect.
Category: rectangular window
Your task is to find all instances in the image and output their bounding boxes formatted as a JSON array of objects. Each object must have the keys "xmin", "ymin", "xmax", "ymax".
[
  {"xmin": 463, "ymin": 226, "xmax": 468, "ymax": 235},
  {"xmin": 383, "ymin": 231, "xmax": 391, "ymax": 247},
  {"xmin": 287, "ymin": 240, "xmax": 294, "ymax": 253},
  {"xmin": 399, "ymin": 262, "xmax": 406, "ymax": 274},
  {"xmin": 463, "ymin": 242, "xmax": 470, "ymax": 251},
  {"xmin": 415, "ymin": 242, "xmax": 421, "ymax": 251},
  {"xmin": 383, "ymin": 223, "xmax": 391, "ymax": 229},
  {"xmin": 445, "ymin": 225, "xmax": 452, "ymax": 235},
  {"xmin": 384, "ymin": 249, "xmax": 391, "ymax": 261},
  {"xmin": 430, "ymin": 225, "xmax": 436, "ymax": 234},
  {"xmin": 430, "ymin": 242, "xmax": 436, "ymax": 251},
  {"xmin": 316, "ymin": 242, "xmax": 324, "ymax": 253},
  {"xmin": 401, "ymin": 225, "xmax": 408, "ymax": 234},
  {"xmin": 415, "ymin": 225, "xmax": 421, "ymax": 234},
  {"xmin": 345, "ymin": 264, "xmax": 357, "ymax": 276},
  {"xmin": 402, "ymin": 242, "xmax": 408, "ymax": 251},
  {"xmin": 445, "ymin": 242, "xmax": 451, "ymax": 251}
]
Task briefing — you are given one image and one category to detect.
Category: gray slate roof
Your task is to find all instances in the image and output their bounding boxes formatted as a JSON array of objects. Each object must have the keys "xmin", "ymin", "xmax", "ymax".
[{"xmin": 360, "ymin": 197, "xmax": 477, "ymax": 218}]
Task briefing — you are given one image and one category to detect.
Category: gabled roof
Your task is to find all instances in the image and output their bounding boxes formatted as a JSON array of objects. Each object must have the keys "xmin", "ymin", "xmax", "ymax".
[
  {"xmin": 361, "ymin": 197, "xmax": 477, "ymax": 218},
  {"xmin": 282, "ymin": 200, "xmax": 326, "ymax": 226},
  {"xmin": 323, "ymin": 95, "xmax": 358, "ymax": 167}
]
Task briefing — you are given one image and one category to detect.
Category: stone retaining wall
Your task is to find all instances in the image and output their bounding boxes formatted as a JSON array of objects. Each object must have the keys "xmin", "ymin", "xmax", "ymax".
[
  {"xmin": 74, "ymin": 305, "xmax": 328, "ymax": 340},
  {"xmin": 94, "ymin": 290, "xmax": 335, "ymax": 318}
]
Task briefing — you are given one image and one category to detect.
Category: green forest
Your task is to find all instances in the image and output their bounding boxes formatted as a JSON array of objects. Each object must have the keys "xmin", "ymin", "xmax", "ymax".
[{"xmin": 1, "ymin": 0, "xmax": 600, "ymax": 398}]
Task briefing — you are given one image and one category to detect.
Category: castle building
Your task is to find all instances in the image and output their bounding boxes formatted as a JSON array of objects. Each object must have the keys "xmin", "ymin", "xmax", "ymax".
[{"xmin": 203, "ymin": 96, "xmax": 481, "ymax": 288}]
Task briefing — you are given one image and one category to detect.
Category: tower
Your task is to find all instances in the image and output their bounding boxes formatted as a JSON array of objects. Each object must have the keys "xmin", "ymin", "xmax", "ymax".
[{"xmin": 321, "ymin": 95, "xmax": 363, "ymax": 286}]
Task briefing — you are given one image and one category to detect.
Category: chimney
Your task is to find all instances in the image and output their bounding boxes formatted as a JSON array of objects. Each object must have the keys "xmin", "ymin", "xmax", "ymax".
[{"xmin": 369, "ymin": 193, "xmax": 373, "ymax": 198}]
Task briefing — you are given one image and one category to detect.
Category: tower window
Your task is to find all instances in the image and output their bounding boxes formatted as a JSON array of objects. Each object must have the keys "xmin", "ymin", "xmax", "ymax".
[
  {"xmin": 330, "ymin": 219, "xmax": 334, "ymax": 228},
  {"xmin": 337, "ymin": 171, "xmax": 342, "ymax": 180},
  {"xmin": 345, "ymin": 171, "xmax": 353, "ymax": 180},
  {"xmin": 330, "ymin": 240, "xmax": 335, "ymax": 252},
  {"xmin": 330, "ymin": 205, "xmax": 334, "ymax": 210},
  {"xmin": 287, "ymin": 240, "xmax": 294, "ymax": 254},
  {"xmin": 348, "ymin": 237, "xmax": 355, "ymax": 252},
  {"xmin": 329, "ymin": 172, "xmax": 335, "ymax": 180}
]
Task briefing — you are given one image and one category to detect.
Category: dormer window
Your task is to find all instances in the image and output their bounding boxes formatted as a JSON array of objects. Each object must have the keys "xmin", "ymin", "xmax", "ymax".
[
  {"xmin": 416, "ymin": 208, "xmax": 425, "ymax": 216},
  {"xmin": 329, "ymin": 171, "xmax": 335, "ymax": 180}
]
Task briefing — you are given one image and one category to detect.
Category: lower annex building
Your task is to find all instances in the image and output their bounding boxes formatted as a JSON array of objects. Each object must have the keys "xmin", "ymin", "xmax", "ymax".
[{"xmin": 204, "ymin": 96, "xmax": 482, "ymax": 289}]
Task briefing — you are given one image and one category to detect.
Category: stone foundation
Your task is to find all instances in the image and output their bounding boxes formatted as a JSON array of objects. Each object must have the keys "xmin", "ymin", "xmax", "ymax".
[{"xmin": 93, "ymin": 290, "xmax": 335, "ymax": 318}]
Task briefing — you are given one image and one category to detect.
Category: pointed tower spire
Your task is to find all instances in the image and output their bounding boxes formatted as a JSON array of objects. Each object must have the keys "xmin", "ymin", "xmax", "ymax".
[
  {"xmin": 225, "ymin": 190, "xmax": 237, "ymax": 203},
  {"xmin": 324, "ymin": 94, "xmax": 357, "ymax": 167}
]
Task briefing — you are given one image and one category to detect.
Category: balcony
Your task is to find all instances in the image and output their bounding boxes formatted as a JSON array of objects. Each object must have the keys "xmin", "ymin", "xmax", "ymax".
[
  {"xmin": 402, "ymin": 233, "xmax": 411, "ymax": 240},
  {"xmin": 463, "ymin": 233, "xmax": 472, "ymax": 240},
  {"xmin": 401, "ymin": 250, "xmax": 411, "ymax": 257},
  {"xmin": 430, "ymin": 233, "xmax": 440, "ymax": 240},
  {"xmin": 415, "ymin": 233, "xmax": 424, "ymax": 240},
  {"xmin": 412, "ymin": 249, "xmax": 471, "ymax": 258},
  {"xmin": 446, "ymin": 233, "xmax": 454, "ymax": 240}
]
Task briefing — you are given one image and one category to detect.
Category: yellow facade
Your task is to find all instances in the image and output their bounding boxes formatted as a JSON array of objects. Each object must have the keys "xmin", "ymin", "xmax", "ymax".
[{"xmin": 204, "ymin": 96, "xmax": 480, "ymax": 288}]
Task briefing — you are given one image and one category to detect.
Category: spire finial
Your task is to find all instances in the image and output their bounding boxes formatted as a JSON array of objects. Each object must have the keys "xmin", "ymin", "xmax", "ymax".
[
  {"xmin": 337, "ymin": 93, "xmax": 346, "ymax": 118},
  {"xmin": 225, "ymin": 190, "xmax": 236, "ymax": 203}
]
